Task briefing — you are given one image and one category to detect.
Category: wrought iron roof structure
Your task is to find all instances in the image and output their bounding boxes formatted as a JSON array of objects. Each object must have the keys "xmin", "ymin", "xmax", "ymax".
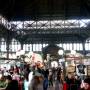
[{"xmin": 0, "ymin": 0, "xmax": 90, "ymax": 44}]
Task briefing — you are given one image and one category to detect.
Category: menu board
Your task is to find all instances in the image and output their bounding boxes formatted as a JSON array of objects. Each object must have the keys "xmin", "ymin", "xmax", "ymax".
[{"xmin": 87, "ymin": 65, "xmax": 90, "ymax": 76}]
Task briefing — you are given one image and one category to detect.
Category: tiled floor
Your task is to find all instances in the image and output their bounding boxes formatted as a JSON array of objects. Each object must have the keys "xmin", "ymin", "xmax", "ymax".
[
  {"xmin": 47, "ymin": 82, "xmax": 63, "ymax": 90},
  {"xmin": 48, "ymin": 87, "xmax": 55, "ymax": 90}
]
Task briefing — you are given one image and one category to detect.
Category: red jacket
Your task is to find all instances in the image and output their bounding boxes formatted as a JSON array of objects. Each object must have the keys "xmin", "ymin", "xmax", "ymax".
[{"xmin": 63, "ymin": 83, "xmax": 68, "ymax": 90}]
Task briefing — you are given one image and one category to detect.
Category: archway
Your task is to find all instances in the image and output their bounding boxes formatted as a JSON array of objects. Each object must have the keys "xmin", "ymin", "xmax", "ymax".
[{"xmin": 42, "ymin": 44, "xmax": 63, "ymax": 68}]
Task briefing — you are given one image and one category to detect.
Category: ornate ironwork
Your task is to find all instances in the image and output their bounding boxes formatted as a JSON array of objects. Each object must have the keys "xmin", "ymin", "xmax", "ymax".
[
  {"xmin": 0, "ymin": 15, "xmax": 10, "ymax": 29},
  {"xmin": 10, "ymin": 19, "xmax": 90, "ymax": 30}
]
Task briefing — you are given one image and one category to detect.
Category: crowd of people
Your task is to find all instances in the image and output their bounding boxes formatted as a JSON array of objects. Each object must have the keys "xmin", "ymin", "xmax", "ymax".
[{"xmin": 0, "ymin": 63, "xmax": 90, "ymax": 90}]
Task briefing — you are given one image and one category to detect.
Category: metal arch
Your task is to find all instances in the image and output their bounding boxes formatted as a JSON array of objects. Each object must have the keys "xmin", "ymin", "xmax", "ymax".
[
  {"xmin": 0, "ymin": 15, "xmax": 90, "ymax": 44},
  {"xmin": 13, "ymin": 33, "xmax": 86, "ymax": 44}
]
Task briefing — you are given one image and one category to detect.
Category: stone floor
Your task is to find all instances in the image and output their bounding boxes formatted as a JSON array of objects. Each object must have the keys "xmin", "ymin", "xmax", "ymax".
[{"xmin": 47, "ymin": 81, "xmax": 63, "ymax": 90}]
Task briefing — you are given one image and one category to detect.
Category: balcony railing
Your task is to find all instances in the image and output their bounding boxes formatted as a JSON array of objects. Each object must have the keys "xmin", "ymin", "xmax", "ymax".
[
  {"xmin": 1, "ymin": 14, "xmax": 90, "ymax": 31},
  {"xmin": 10, "ymin": 19, "xmax": 90, "ymax": 30}
]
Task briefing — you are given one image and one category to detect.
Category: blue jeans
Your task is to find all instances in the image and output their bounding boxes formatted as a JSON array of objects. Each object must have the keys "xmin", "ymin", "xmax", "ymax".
[{"xmin": 43, "ymin": 78, "xmax": 48, "ymax": 90}]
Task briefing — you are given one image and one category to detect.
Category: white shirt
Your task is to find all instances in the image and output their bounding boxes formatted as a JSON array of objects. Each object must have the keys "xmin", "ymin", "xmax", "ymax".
[{"xmin": 24, "ymin": 80, "xmax": 29, "ymax": 90}]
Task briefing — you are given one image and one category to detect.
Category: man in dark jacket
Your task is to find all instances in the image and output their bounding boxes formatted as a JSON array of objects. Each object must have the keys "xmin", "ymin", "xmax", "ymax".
[
  {"xmin": 80, "ymin": 77, "xmax": 90, "ymax": 90},
  {"xmin": 5, "ymin": 75, "xmax": 19, "ymax": 90}
]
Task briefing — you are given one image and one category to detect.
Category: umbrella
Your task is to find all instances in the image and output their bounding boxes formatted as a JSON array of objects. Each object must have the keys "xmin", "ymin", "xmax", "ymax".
[{"xmin": 25, "ymin": 52, "xmax": 43, "ymax": 63}]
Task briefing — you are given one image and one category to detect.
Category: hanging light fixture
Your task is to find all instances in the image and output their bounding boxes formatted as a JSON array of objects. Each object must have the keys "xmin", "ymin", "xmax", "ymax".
[{"xmin": 58, "ymin": 49, "xmax": 64, "ymax": 55}]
